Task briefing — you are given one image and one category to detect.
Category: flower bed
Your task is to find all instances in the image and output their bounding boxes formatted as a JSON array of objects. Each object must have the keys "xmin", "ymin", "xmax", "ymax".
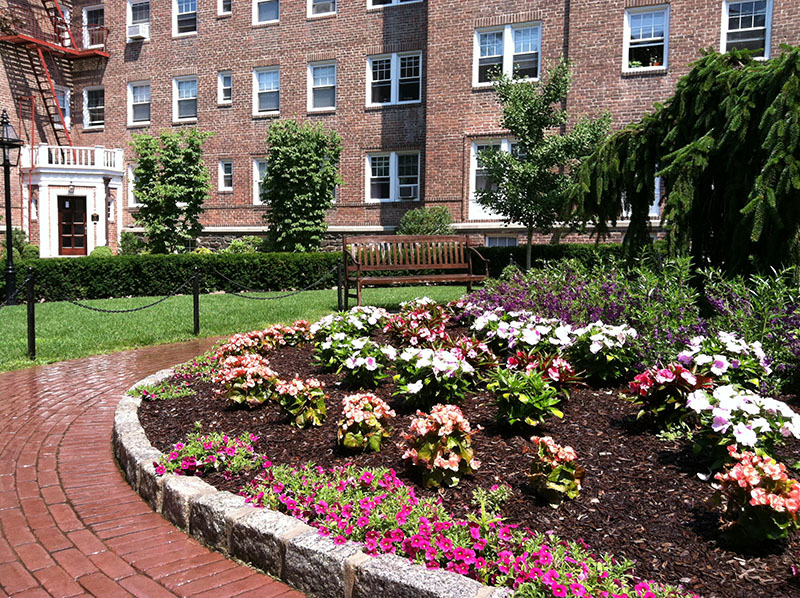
[{"xmin": 137, "ymin": 298, "xmax": 800, "ymax": 598}]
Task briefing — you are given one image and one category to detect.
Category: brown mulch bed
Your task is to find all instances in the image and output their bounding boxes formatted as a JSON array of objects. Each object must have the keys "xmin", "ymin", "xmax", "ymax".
[{"xmin": 138, "ymin": 335, "xmax": 800, "ymax": 598}]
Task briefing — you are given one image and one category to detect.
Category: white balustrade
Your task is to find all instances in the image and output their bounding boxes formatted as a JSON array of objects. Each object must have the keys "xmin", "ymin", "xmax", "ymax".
[{"xmin": 20, "ymin": 144, "xmax": 124, "ymax": 173}]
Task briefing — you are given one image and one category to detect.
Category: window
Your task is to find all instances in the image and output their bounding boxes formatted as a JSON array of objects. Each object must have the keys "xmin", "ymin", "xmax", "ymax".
[
  {"xmin": 309, "ymin": 62, "xmax": 336, "ymax": 110},
  {"xmin": 486, "ymin": 236, "xmax": 518, "ymax": 247},
  {"xmin": 624, "ymin": 7, "xmax": 668, "ymax": 70},
  {"xmin": 367, "ymin": 53, "xmax": 422, "ymax": 106},
  {"xmin": 54, "ymin": 86, "xmax": 70, "ymax": 129},
  {"xmin": 128, "ymin": 0, "xmax": 150, "ymax": 41},
  {"xmin": 83, "ymin": 5, "xmax": 104, "ymax": 48},
  {"xmin": 219, "ymin": 0, "xmax": 232, "ymax": 15},
  {"xmin": 473, "ymin": 142, "xmax": 500, "ymax": 195},
  {"xmin": 128, "ymin": 164, "xmax": 142, "ymax": 206},
  {"xmin": 474, "ymin": 22, "xmax": 541, "ymax": 85},
  {"xmin": 253, "ymin": 158, "xmax": 268, "ymax": 204},
  {"xmin": 129, "ymin": 81, "xmax": 151, "ymax": 125},
  {"xmin": 175, "ymin": 0, "xmax": 197, "ymax": 35},
  {"xmin": 369, "ymin": 0, "xmax": 422, "ymax": 7},
  {"xmin": 469, "ymin": 139, "xmax": 516, "ymax": 220},
  {"xmin": 723, "ymin": 0, "xmax": 772, "ymax": 58},
  {"xmin": 253, "ymin": 67, "xmax": 280, "ymax": 114},
  {"xmin": 309, "ymin": 0, "xmax": 335, "ymax": 16},
  {"xmin": 218, "ymin": 71, "xmax": 233, "ymax": 104},
  {"xmin": 174, "ymin": 76, "xmax": 198, "ymax": 121},
  {"xmin": 254, "ymin": 0, "xmax": 279, "ymax": 24},
  {"xmin": 219, "ymin": 160, "xmax": 233, "ymax": 191},
  {"xmin": 366, "ymin": 152, "xmax": 420, "ymax": 202},
  {"xmin": 83, "ymin": 87, "xmax": 104, "ymax": 128}
]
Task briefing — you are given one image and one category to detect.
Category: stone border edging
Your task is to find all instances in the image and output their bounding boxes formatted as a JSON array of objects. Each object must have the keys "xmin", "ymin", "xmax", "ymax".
[{"xmin": 113, "ymin": 369, "xmax": 512, "ymax": 598}]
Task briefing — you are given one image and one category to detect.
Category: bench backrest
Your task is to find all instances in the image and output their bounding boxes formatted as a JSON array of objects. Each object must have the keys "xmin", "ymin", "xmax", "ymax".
[{"xmin": 344, "ymin": 235, "xmax": 472, "ymax": 272}]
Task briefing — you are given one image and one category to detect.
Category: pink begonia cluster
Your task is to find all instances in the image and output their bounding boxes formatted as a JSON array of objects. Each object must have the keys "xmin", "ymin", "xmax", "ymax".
[
  {"xmin": 716, "ymin": 446, "xmax": 800, "ymax": 515},
  {"xmin": 275, "ymin": 376, "xmax": 323, "ymax": 397},
  {"xmin": 384, "ymin": 297, "xmax": 451, "ymax": 346},
  {"xmin": 240, "ymin": 463, "xmax": 699, "ymax": 598},
  {"xmin": 214, "ymin": 321, "xmax": 311, "ymax": 360},
  {"xmin": 341, "ymin": 393, "xmax": 396, "ymax": 425},
  {"xmin": 211, "ymin": 353, "xmax": 277, "ymax": 396},
  {"xmin": 628, "ymin": 363, "xmax": 711, "ymax": 397},
  {"xmin": 530, "ymin": 436, "xmax": 578, "ymax": 467},
  {"xmin": 401, "ymin": 405, "xmax": 481, "ymax": 472}
]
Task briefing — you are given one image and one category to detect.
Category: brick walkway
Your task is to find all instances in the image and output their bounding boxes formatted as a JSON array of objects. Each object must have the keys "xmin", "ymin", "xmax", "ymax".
[{"xmin": 0, "ymin": 340, "xmax": 304, "ymax": 598}]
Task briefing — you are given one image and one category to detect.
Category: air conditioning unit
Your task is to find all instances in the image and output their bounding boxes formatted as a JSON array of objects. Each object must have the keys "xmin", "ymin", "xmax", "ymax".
[
  {"xmin": 127, "ymin": 23, "xmax": 149, "ymax": 40},
  {"xmin": 399, "ymin": 185, "xmax": 418, "ymax": 199}
]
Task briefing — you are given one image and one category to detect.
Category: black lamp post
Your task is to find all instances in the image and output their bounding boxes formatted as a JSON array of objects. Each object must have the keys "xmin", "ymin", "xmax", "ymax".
[{"xmin": 1, "ymin": 109, "xmax": 23, "ymax": 306}]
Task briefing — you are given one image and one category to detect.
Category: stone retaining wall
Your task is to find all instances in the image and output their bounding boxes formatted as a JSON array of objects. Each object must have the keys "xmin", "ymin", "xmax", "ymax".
[{"xmin": 113, "ymin": 369, "xmax": 511, "ymax": 598}]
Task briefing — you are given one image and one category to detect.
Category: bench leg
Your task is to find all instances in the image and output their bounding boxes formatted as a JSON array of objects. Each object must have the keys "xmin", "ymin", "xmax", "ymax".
[
  {"xmin": 467, "ymin": 280, "xmax": 472, "ymax": 293},
  {"xmin": 357, "ymin": 281, "xmax": 363, "ymax": 306}
]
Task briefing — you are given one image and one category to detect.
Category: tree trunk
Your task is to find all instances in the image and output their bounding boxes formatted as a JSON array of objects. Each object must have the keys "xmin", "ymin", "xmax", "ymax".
[{"xmin": 526, "ymin": 226, "xmax": 534, "ymax": 271}]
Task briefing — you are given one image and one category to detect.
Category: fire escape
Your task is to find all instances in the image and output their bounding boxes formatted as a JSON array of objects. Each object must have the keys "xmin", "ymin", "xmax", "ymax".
[{"xmin": 0, "ymin": 0, "xmax": 109, "ymax": 148}]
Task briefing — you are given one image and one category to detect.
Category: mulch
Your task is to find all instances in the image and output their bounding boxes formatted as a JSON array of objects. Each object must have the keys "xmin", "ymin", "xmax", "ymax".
[{"xmin": 138, "ymin": 331, "xmax": 800, "ymax": 598}]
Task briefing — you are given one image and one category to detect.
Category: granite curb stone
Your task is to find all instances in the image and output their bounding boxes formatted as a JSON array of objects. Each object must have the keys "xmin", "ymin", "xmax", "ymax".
[{"xmin": 114, "ymin": 370, "xmax": 511, "ymax": 598}]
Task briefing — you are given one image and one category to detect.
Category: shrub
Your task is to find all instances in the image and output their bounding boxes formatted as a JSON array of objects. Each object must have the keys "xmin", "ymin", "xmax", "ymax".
[
  {"xmin": 713, "ymin": 446, "xmax": 800, "ymax": 546},
  {"xmin": 568, "ymin": 321, "xmax": 639, "ymax": 383},
  {"xmin": 224, "ymin": 236, "xmax": 262, "ymax": 253},
  {"xmin": 394, "ymin": 347, "xmax": 476, "ymax": 407},
  {"xmin": 21, "ymin": 244, "xmax": 39, "ymax": 260},
  {"xmin": 487, "ymin": 367, "xmax": 563, "ymax": 427},
  {"xmin": 274, "ymin": 376, "xmax": 327, "ymax": 428},
  {"xmin": 118, "ymin": 231, "xmax": 145, "ymax": 255},
  {"xmin": 528, "ymin": 436, "xmax": 584, "ymax": 507},
  {"xmin": 627, "ymin": 362, "xmax": 713, "ymax": 421},
  {"xmin": 314, "ymin": 336, "xmax": 396, "ymax": 389},
  {"xmin": 1, "ymin": 227, "xmax": 26, "ymax": 255},
  {"xmin": 89, "ymin": 246, "xmax": 113, "ymax": 258},
  {"xmin": 400, "ymin": 404, "xmax": 480, "ymax": 488},
  {"xmin": 396, "ymin": 206, "xmax": 454, "ymax": 236},
  {"xmin": 337, "ymin": 393, "xmax": 396, "ymax": 452}
]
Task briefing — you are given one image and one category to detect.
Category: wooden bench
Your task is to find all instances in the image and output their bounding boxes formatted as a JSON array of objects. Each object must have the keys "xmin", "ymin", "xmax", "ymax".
[{"xmin": 341, "ymin": 235, "xmax": 489, "ymax": 307}]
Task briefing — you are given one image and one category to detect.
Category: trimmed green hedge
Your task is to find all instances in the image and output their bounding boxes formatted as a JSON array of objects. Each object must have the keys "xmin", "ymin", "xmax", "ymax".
[
  {"xmin": 1, "ymin": 252, "xmax": 339, "ymax": 302},
  {"xmin": 0, "ymin": 243, "xmax": 623, "ymax": 303}
]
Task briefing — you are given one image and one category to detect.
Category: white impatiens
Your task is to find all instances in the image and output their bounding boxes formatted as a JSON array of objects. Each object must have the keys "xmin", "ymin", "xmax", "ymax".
[{"xmin": 677, "ymin": 331, "xmax": 772, "ymax": 388}]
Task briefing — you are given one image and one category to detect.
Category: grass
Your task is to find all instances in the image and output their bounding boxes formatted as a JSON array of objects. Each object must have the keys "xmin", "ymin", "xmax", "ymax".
[{"xmin": 0, "ymin": 285, "xmax": 468, "ymax": 373}]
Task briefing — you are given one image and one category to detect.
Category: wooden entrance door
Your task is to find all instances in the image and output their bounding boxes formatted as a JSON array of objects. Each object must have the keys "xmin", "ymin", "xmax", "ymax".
[{"xmin": 58, "ymin": 196, "xmax": 87, "ymax": 256}]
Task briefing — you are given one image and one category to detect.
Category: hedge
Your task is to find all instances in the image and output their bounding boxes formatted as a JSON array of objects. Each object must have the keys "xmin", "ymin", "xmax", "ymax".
[{"xmin": 0, "ymin": 243, "xmax": 623, "ymax": 303}]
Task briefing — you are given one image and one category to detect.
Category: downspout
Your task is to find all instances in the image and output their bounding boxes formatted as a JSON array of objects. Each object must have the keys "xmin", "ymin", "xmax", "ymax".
[
  {"xmin": 560, "ymin": 0, "xmax": 571, "ymax": 136},
  {"xmin": 103, "ymin": 176, "xmax": 111, "ymax": 247}
]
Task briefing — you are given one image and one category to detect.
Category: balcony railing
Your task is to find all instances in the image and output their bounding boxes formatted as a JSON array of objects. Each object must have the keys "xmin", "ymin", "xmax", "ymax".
[
  {"xmin": 20, "ymin": 144, "xmax": 124, "ymax": 173},
  {"xmin": 3, "ymin": 2, "xmax": 109, "ymax": 54}
]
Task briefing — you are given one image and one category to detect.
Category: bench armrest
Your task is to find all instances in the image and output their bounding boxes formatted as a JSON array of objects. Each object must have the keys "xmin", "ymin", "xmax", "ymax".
[{"xmin": 468, "ymin": 246, "xmax": 489, "ymax": 276}]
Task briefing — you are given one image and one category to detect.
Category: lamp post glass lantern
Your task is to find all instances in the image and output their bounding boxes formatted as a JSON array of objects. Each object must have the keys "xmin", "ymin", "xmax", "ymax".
[{"xmin": 1, "ymin": 109, "xmax": 24, "ymax": 306}]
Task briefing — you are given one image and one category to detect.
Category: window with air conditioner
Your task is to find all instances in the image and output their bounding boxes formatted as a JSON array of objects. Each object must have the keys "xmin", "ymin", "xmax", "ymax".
[
  {"xmin": 366, "ymin": 152, "xmax": 420, "ymax": 202},
  {"xmin": 309, "ymin": 0, "xmax": 335, "ymax": 16},
  {"xmin": 127, "ymin": 0, "xmax": 150, "ymax": 40},
  {"xmin": 369, "ymin": 0, "xmax": 422, "ymax": 7}
]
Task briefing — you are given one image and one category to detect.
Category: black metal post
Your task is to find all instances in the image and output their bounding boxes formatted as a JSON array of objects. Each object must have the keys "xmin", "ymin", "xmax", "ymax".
[
  {"xmin": 337, "ymin": 257, "xmax": 343, "ymax": 311},
  {"xmin": 26, "ymin": 267, "xmax": 35, "ymax": 360},
  {"xmin": 509, "ymin": 254, "xmax": 517, "ymax": 269},
  {"xmin": 3, "ymin": 157, "xmax": 15, "ymax": 306},
  {"xmin": 192, "ymin": 267, "xmax": 200, "ymax": 335}
]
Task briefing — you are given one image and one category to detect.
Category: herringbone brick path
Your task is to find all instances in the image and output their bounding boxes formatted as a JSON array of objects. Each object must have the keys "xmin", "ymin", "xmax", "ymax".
[{"xmin": 0, "ymin": 340, "xmax": 304, "ymax": 598}]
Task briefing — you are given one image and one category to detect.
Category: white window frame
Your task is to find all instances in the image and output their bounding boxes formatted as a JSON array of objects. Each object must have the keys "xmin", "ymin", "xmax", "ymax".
[
  {"xmin": 173, "ymin": 0, "xmax": 198, "ymax": 37},
  {"xmin": 469, "ymin": 139, "xmax": 514, "ymax": 220},
  {"xmin": 218, "ymin": 0, "xmax": 233, "ymax": 16},
  {"xmin": 485, "ymin": 235, "xmax": 518, "ymax": 248},
  {"xmin": 218, "ymin": 71, "xmax": 233, "ymax": 105},
  {"xmin": 365, "ymin": 151, "xmax": 420, "ymax": 203},
  {"xmin": 366, "ymin": 52, "xmax": 422, "ymax": 107},
  {"xmin": 173, "ymin": 76, "xmax": 198, "ymax": 122},
  {"xmin": 128, "ymin": 81, "xmax": 151, "ymax": 126},
  {"xmin": 308, "ymin": 0, "xmax": 336, "ymax": 17},
  {"xmin": 721, "ymin": 0, "xmax": 772, "ymax": 59},
  {"xmin": 253, "ymin": 67, "xmax": 280, "ymax": 116},
  {"xmin": 127, "ymin": 0, "xmax": 151, "ymax": 42},
  {"xmin": 219, "ymin": 160, "xmax": 234, "ymax": 191},
  {"xmin": 368, "ymin": 0, "xmax": 423, "ymax": 9},
  {"xmin": 622, "ymin": 6, "xmax": 669, "ymax": 72},
  {"xmin": 253, "ymin": 0, "xmax": 279, "ymax": 25},
  {"xmin": 308, "ymin": 61, "xmax": 336, "ymax": 112},
  {"xmin": 82, "ymin": 4, "xmax": 104, "ymax": 49},
  {"xmin": 253, "ymin": 158, "xmax": 268, "ymax": 205},
  {"xmin": 82, "ymin": 86, "xmax": 104, "ymax": 129},
  {"xmin": 473, "ymin": 22, "xmax": 541, "ymax": 87},
  {"xmin": 53, "ymin": 85, "xmax": 70, "ymax": 130},
  {"xmin": 127, "ymin": 164, "xmax": 142, "ymax": 207}
]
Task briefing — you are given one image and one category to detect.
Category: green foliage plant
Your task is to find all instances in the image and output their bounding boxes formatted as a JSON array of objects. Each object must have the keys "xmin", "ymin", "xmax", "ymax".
[
  {"xmin": 224, "ymin": 236, "xmax": 262, "ymax": 253},
  {"xmin": 528, "ymin": 435, "xmax": 584, "ymax": 507},
  {"xmin": 475, "ymin": 59, "xmax": 610, "ymax": 269},
  {"xmin": 89, "ymin": 246, "xmax": 113, "ymax": 257},
  {"xmin": 396, "ymin": 206, "xmax": 454, "ymax": 235},
  {"xmin": 262, "ymin": 120, "xmax": 342, "ymax": 252},
  {"xmin": 131, "ymin": 128, "xmax": 213, "ymax": 253},
  {"xmin": 274, "ymin": 376, "xmax": 327, "ymax": 428},
  {"xmin": 211, "ymin": 353, "xmax": 278, "ymax": 406},
  {"xmin": 131, "ymin": 378, "xmax": 194, "ymax": 401},
  {"xmin": 153, "ymin": 429, "xmax": 261, "ymax": 477},
  {"xmin": 337, "ymin": 392, "xmax": 396, "ymax": 452},
  {"xmin": 118, "ymin": 231, "xmax": 145, "ymax": 255},
  {"xmin": 487, "ymin": 367, "xmax": 563, "ymax": 427},
  {"xmin": 21, "ymin": 244, "xmax": 39, "ymax": 259}
]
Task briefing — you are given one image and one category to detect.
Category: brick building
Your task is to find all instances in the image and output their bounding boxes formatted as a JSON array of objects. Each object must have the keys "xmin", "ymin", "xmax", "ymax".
[{"xmin": 0, "ymin": 0, "xmax": 798, "ymax": 256}]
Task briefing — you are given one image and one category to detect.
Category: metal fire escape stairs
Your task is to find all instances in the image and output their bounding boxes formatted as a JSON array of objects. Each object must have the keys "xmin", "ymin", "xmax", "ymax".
[{"xmin": 0, "ymin": 0, "xmax": 109, "ymax": 148}]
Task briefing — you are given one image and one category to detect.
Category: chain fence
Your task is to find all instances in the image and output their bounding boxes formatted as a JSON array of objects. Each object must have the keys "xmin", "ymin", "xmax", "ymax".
[
  {"xmin": 209, "ymin": 264, "xmax": 339, "ymax": 301},
  {"xmin": 58, "ymin": 276, "xmax": 195, "ymax": 314}
]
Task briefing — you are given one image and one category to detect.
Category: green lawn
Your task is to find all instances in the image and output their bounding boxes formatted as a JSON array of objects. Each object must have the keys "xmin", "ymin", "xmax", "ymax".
[{"xmin": 0, "ymin": 286, "xmax": 467, "ymax": 373}]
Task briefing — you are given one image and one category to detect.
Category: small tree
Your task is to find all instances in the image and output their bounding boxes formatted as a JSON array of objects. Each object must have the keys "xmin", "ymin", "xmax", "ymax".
[
  {"xmin": 131, "ymin": 128, "xmax": 213, "ymax": 254},
  {"xmin": 475, "ymin": 60, "xmax": 610, "ymax": 269},
  {"xmin": 396, "ymin": 206, "xmax": 454, "ymax": 235},
  {"xmin": 262, "ymin": 120, "xmax": 342, "ymax": 252}
]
